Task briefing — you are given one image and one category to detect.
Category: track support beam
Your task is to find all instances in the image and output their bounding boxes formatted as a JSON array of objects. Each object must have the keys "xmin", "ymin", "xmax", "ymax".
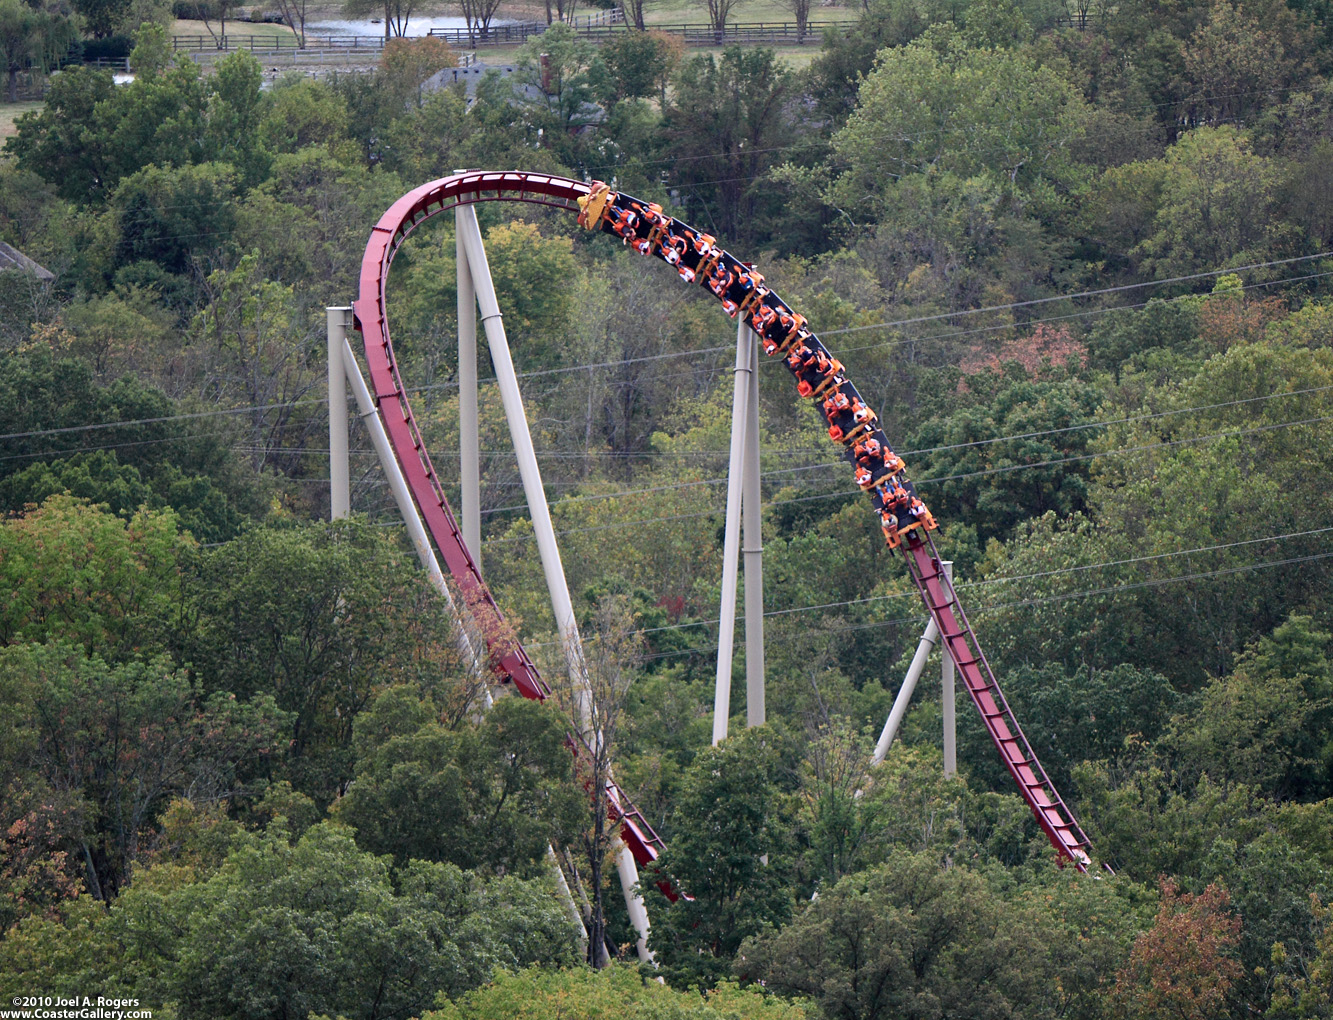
[
  {"xmin": 713, "ymin": 320, "xmax": 766, "ymax": 743},
  {"xmin": 742, "ymin": 326, "xmax": 765, "ymax": 728},
  {"xmin": 328, "ymin": 307, "xmax": 351, "ymax": 520},
  {"xmin": 457, "ymin": 207, "xmax": 482, "ymax": 559},
  {"xmin": 455, "ymin": 213, "xmax": 656, "ymax": 963}
]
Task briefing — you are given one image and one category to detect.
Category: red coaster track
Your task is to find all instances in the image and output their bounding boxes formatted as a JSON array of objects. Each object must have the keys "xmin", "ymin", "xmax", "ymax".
[{"xmin": 354, "ymin": 171, "xmax": 1098, "ymax": 874}]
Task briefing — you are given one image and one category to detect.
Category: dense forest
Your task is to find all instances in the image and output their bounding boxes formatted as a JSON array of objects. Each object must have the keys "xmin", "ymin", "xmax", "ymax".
[{"xmin": 3, "ymin": 0, "xmax": 1333, "ymax": 1013}]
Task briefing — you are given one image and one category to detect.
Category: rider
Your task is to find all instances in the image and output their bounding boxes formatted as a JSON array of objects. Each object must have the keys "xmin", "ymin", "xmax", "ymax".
[{"xmin": 709, "ymin": 263, "xmax": 739, "ymax": 315}]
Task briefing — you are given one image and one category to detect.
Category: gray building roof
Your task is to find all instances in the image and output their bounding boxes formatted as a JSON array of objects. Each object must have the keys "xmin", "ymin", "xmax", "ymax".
[
  {"xmin": 0, "ymin": 242, "xmax": 54, "ymax": 281},
  {"xmin": 422, "ymin": 62, "xmax": 606, "ymax": 127},
  {"xmin": 423, "ymin": 61, "xmax": 519, "ymax": 100}
]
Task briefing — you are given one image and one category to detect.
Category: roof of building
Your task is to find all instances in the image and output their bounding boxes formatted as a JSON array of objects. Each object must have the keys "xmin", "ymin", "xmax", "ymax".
[
  {"xmin": 422, "ymin": 62, "xmax": 606, "ymax": 126},
  {"xmin": 0, "ymin": 242, "xmax": 54, "ymax": 281}
]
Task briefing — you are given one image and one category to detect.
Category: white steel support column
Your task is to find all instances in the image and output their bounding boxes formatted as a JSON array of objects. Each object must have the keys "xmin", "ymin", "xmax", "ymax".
[
  {"xmin": 456, "ymin": 209, "xmax": 482, "ymax": 558},
  {"xmin": 336, "ymin": 337, "xmax": 482, "ymax": 676},
  {"xmin": 547, "ymin": 844, "xmax": 590, "ymax": 959},
  {"xmin": 327, "ymin": 308, "xmax": 351, "ymax": 520},
  {"xmin": 742, "ymin": 326, "xmax": 765, "ymax": 728},
  {"xmin": 616, "ymin": 843, "xmax": 655, "ymax": 965},
  {"xmin": 457, "ymin": 206, "xmax": 588, "ymax": 700},
  {"xmin": 871, "ymin": 619, "xmax": 940, "ymax": 766},
  {"xmin": 456, "ymin": 208, "xmax": 654, "ymax": 964},
  {"xmin": 941, "ymin": 561, "xmax": 956, "ymax": 776},
  {"xmin": 713, "ymin": 318, "xmax": 752, "ymax": 745}
]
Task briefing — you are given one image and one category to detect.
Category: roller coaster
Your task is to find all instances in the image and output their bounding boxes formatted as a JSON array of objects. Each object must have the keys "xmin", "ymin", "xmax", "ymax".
[{"xmin": 349, "ymin": 171, "xmax": 1099, "ymax": 947}]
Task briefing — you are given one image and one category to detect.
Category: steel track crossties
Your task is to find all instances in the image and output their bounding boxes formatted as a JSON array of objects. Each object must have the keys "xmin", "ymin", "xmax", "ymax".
[{"xmin": 354, "ymin": 170, "xmax": 1101, "ymax": 875}]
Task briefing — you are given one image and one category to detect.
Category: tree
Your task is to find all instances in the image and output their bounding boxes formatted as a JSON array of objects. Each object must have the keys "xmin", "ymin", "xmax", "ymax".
[
  {"xmin": 333, "ymin": 691, "xmax": 585, "ymax": 876},
  {"xmin": 424, "ymin": 965, "xmax": 810, "ymax": 1019},
  {"xmin": 377, "ymin": 35, "xmax": 456, "ymax": 110},
  {"xmin": 0, "ymin": 0, "xmax": 78, "ymax": 103},
  {"xmin": 664, "ymin": 46, "xmax": 794, "ymax": 242},
  {"xmin": 705, "ymin": 0, "xmax": 740, "ymax": 40},
  {"xmin": 343, "ymin": 0, "xmax": 413, "ymax": 39},
  {"xmin": 0, "ymin": 641, "xmax": 287, "ymax": 899},
  {"xmin": 827, "ymin": 30, "xmax": 1088, "ymax": 217},
  {"xmin": 456, "ymin": 0, "xmax": 503, "ymax": 44},
  {"xmin": 127, "ymin": 20, "xmax": 171, "ymax": 76},
  {"xmin": 906, "ymin": 361, "xmax": 1103, "ymax": 544},
  {"xmin": 643, "ymin": 725, "xmax": 800, "ymax": 987},
  {"xmin": 514, "ymin": 24, "xmax": 604, "ymax": 140},
  {"xmin": 0, "ymin": 496, "xmax": 187, "ymax": 657},
  {"xmin": 0, "ymin": 451, "xmax": 244, "ymax": 545},
  {"xmin": 181, "ymin": 519, "xmax": 475, "ymax": 802},
  {"xmin": 1159, "ymin": 615, "xmax": 1333, "ymax": 801},
  {"xmin": 1269, "ymin": 893, "xmax": 1333, "ymax": 1020},
  {"xmin": 111, "ymin": 161, "xmax": 237, "ymax": 278},
  {"xmin": 73, "ymin": 0, "xmax": 131, "ymax": 37},
  {"xmin": 780, "ymin": 0, "xmax": 811, "ymax": 42},
  {"xmin": 184, "ymin": 0, "xmax": 235, "ymax": 48},
  {"xmin": 1178, "ymin": 0, "xmax": 1295, "ymax": 127},
  {"xmin": 204, "ymin": 51, "xmax": 271, "ymax": 188},
  {"xmin": 1133, "ymin": 126, "xmax": 1287, "ymax": 277},
  {"xmin": 597, "ymin": 30, "xmax": 680, "ymax": 106},
  {"xmin": 545, "ymin": 592, "xmax": 643, "ymax": 967},
  {"xmin": 139, "ymin": 823, "xmax": 581, "ymax": 1018},
  {"xmin": 3, "ymin": 65, "xmax": 116, "ymax": 202},
  {"xmin": 1112, "ymin": 878, "xmax": 1243, "ymax": 1020},
  {"xmin": 740, "ymin": 854, "xmax": 1134, "ymax": 1020},
  {"xmin": 189, "ymin": 253, "xmax": 325, "ymax": 475},
  {"xmin": 269, "ymin": 0, "xmax": 310, "ymax": 45}
]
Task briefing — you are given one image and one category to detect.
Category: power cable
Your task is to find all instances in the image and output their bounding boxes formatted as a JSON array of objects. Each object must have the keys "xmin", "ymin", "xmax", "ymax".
[
  {"xmin": 532, "ymin": 545, "xmax": 1333, "ymax": 656},
  {"xmin": 479, "ymin": 411, "xmax": 1333, "ymax": 544}
]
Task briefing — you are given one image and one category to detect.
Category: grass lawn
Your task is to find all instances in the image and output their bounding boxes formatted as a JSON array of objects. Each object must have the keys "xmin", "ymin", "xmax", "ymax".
[
  {"xmin": 641, "ymin": 0, "xmax": 858, "ymax": 26},
  {"xmin": 170, "ymin": 16, "xmax": 303, "ymax": 44},
  {"xmin": 0, "ymin": 101, "xmax": 42, "ymax": 140}
]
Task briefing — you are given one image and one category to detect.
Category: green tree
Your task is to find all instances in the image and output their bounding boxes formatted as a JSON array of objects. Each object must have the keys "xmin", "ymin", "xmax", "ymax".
[
  {"xmin": 643, "ymin": 725, "xmax": 800, "ymax": 988},
  {"xmin": 73, "ymin": 0, "xmax": 131, "ymax": 37},
  {"xmin": 0, "ymin": 496, "xmax": 187, "ymax": 656},
  {"xmin": 111, "ymin": 161, "xmax": 237, "ymax": 278},
  {"xmin": 136, "ymin": 823, "xmax": 581, "ymax": 1018},
  {"xmin": 0, "ymin": 0, "xmax": 77, "ymax": 103},
  {"xmin": 1133, "ymin": 126, "xmax": 1289, "ymax": 277},
  {"xmin": 4, "ymin": 65, "xmax": 116, "ymax": 202},
  {"xmin": 0, "ymin": 640, "xmax": 286, "ymax": 899},
  {"xmin": 664, "ymin": 46, "xmax": 795, "ymax": 243},
  {"xmin": 333, "ymin": 691, "xmax": 585, "ymax": 876},
  {"xmin": 908, "ymin": 361, "xmax": 1103, "ymax": 543},
  {"xmin": 1160, "ymin": 615, "xmax": 1333, "ymax": 800},
  {"xmin": 204, "ymin": 51, "xmax": 271, "ymax": 188},
  {"xmin": 127, "ymin": 19, "xmax": 171, "ymax": 76},
  {"xmin": 597, "ymin": 30, "xmax": 680, "ymax": 106},
  {"xmin": 1269, "ymin": 893, "xmax": 1333, "ymax": 1019},
  {"xmin": 740, "ymin": 854, "xmax": 1138, "ymax": 1020},
  {"xmin": 0, "ymin": 451, "xmax": 244, "ymax": 545},
  {"xmin": 827, "ymin": 30, "xmax": 1088, "ymax": 217},
  {"xmin": 424, "ymin": 965, "xmax": 810, "ymax": 1019},
  {"xmin": 181, "ymin": 519, "xmax": 473, "ymax": 802}
]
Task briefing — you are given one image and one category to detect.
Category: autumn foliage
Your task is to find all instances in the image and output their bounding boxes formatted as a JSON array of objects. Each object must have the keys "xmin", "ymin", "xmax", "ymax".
[
  {"xmin": 1112, "ymin": 878, "xmax": 1243, "ymax": 1020},
  {"xmin": 960, "ymin": 323, "xmax": 1088, "ymax": 378}
]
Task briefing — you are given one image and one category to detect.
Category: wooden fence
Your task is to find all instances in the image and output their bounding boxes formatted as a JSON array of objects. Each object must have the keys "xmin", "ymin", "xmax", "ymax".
[{"xmin": 171, "ymin": 17, "xmax": 849, "ymax": 53}]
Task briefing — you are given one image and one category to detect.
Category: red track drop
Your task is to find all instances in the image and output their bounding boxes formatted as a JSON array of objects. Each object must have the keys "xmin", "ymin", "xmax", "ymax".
[{"xmin": 354, "ymin": 171, "xmax": 1100, "ymax": 873}]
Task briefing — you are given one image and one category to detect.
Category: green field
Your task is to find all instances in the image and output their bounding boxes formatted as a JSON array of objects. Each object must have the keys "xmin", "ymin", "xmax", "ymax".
[
  {"xmin": 0, "ymin": 101, "xmax": 42, "ymax": 140},
  {"xmin": 640, "ymin": 0, "xmax": 858, "ymax": 26},
  {"xmin": 170, "ymin": 15, "xmax": 302, "ymax": 45}
]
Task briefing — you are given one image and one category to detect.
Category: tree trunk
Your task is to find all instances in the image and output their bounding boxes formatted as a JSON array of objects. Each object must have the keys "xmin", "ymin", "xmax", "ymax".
[{"xmin": 7, "ymin": 67, "xmax": 16, "ymax": 104}]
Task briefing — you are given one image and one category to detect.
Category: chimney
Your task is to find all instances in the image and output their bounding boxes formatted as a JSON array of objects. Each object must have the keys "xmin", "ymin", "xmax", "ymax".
[{"xmin": 540, "ymin": 53, "xmax": 551, "ymax": 94}]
